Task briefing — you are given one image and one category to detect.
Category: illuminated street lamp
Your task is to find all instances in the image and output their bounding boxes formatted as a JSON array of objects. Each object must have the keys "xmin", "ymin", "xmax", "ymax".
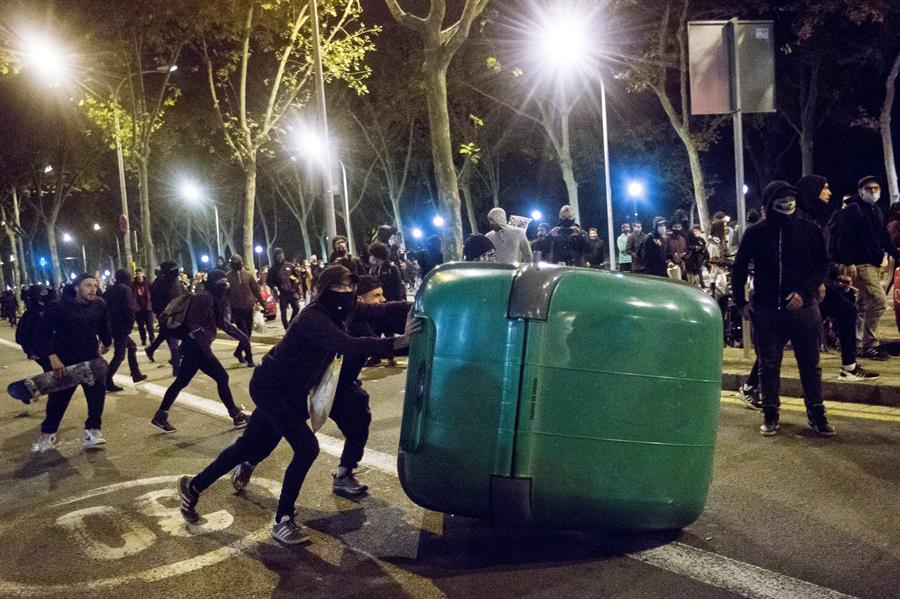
[
  {"xmin": 62, "ymin": 232, "xmax": 88, "ymax": 272},
  {"xmin": 179, "ymin": 180, "xmax": 221, "ymax": 260},
  {"xmin": 22, "ymin": 32, "xmax": 71, "ymax": 88},
  {"xmin": 432, "ymin": 215, "xmax": 445, "ymax": 228},
  {"xmin": 93, "ymin": 223, "xmax": 101, "ymax": 232},
  {"xmin": 531, "ymin": 210, "xmax": 543, "ymax": 222},
  {"xmin": 254, "ymin": 245, "xmax": 264, "ymax": 270},
  {"xmin": 411, "ymin": 228, "xmax": 424, "ymax": 240}
]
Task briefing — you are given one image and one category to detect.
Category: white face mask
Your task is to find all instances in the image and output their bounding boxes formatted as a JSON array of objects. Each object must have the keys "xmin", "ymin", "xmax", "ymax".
[
  {"xmin": 862, "ymin": 190, "xmax": 880, "ymax": 204},
  {"xmin": 772, "ymin": 198, "xmax": 797, "ymax": 215}
]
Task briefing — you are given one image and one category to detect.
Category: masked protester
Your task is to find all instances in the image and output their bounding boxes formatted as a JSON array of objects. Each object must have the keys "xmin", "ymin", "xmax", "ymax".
[
  {"xmin": 626, "ymin": 222, "xmax": 647, "ymax": 272},
  {"xmin": 638, "ymin": 217, "xmax": 671, "ymax": 277},
  {"xmin": 829, "ymin": 176, "xmax": 900, "ymax": 361},
  {"xmin": 328, "ymin": 236, "xmax": 367, "ymax": 275},
  {"xmin": 266, "ymin": 248, "xmax": 302, "ymax": 330},
  {"xmin": 31, "ymin": 274, "xmax": 113, "ymax": 452},
  {"xmin": 531, "ymin": 223, "xmax": 552, "ymax": 261},
  {"xmin": 177, "ymin": 266, "xmax": 420, "ymax": 545},
  {"xmin": 151, "ymin": 270, "xmax": 248, "ymax": 433},
  {"xmin": 16, "ymin": 285, "xmax": 58, "ymax": 372},
  {"xmin": 226, "ymin": 254, "xmax": 264, "ymax": 363},
  {"xmin": 549, "ymin": 205, "xmax": 590, "ymax": 266},
  {"xmin": 732, "ymin": 181, "xmax": 835, "ymax": 437},
  {"xmin": 103, "ymin": 269, "xmax": 148, "ymax": 391},
  {"xmin": 146, "ymin": 261, "xmax": 185, "ymax": 376},
  {"xmin": 368, "ymin": 241, "xmax": 405, "ymax": 301}
]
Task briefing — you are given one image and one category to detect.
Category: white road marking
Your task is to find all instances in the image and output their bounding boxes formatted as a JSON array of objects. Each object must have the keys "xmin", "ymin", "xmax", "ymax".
[{"xmin": 0, "ymin": 337, "xmax": 861, "ymax": 597}]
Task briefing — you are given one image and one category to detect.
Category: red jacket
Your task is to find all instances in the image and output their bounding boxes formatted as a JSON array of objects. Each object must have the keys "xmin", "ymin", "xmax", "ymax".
[{"xmin": 132, "ymin": 279, "xmax": 152, "ymax": 312}]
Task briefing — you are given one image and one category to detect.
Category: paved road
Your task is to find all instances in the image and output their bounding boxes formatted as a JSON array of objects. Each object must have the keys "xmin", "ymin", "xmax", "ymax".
[{"xmin": 0, "ymin": 327, "xmax": 897, "ymax": 599}]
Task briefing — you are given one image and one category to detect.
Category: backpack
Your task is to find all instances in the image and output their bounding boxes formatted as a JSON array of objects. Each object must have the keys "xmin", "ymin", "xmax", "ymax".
[
  {"xmin": 160, "ymin": 294, "xmax": 193, "ymax": 332},
  {"xmin": 825, "ymin": 205, "xmax": 852, "ymax": 263}
]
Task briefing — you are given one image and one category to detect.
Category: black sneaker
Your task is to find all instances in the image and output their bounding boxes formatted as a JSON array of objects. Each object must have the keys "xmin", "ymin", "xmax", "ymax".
[
  {"xmin": 246, "ymin": 359, "xmax": 256, "ymax": 368},
  {"xmin": 333, "ymin": 471, "xmax": 369, "ymax": 496},
  {"xmin": 132, "ymin": 373, "xmax": 148, "ymax": 384},
  {"xmin": 231, "ymin": 411, "xmax": 249, "ymax": 429},
  {"xmin": 231, "ymin": 462, "xmax": 256, "ymax": 492},
  {"xmin": 151, "ymin": 410, "xmax": 177, "ymax": 433},
  {"xmin": 839, "ymin": 364, "xmax": 879, "ymax": 380},
  {"xmin": 179, "ymin": 475, "xmax": 200, "ymax": 523},
  {"xmin": 738, "ymin": 384, "xmax": 763, "ymax": 410},
  {"xmin": 233, "ymin": 349, "xmax": 246, "ymax": 364},
  {"xmin": 145, "ymin": 347, "xmax": 155, "ymax": 363},
  {"xmin": 808, "ymin": 417, "xmax": 836, "ymax": 437},
  {"xmin": 759, "ymin": 416, "xmax": 780, "ymax": 436},
  {"xmin": 106, "ymin": 383, "xmax": 124, "ymax": 393},
  {"xmin": 859, "ymin": 347, "xmax": 890, "ymax": 361}
]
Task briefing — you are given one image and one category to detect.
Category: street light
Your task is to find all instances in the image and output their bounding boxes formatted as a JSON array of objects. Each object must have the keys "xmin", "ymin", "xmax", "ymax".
[
  {"xmin": 432, "ymin": 215, "xmax": 445, "ymax": 228},
  {"xmin": 21, "ymin": 32, "xmax": 71, "ymax": 88},
  {"xmin": 62, "ymin": 232, "xmax": 87, "ymax": 272},
  {"xmin": 255, "ymin": 245, "xmax": 263, "ymax": 270},
  {"xmin": 531, "ymin": 210, "xmax": 543, "ymax": 222},
  {"xmin": 93, "ymin": 223, "xmax": 101, "ymax": 232},
  {"xmin": 179, "ymin": 179, "xmax": 222, "ymax": 261},
  {"xmin": 62, "ymin": 232, "xmax": 73, "ymax": 243},
  {"xmin": 201, "ymin": 254, "xmax": 209, "ymax": 265},
  {"xmin": 292, "ymin": 127, "xmax": 355, "ymax": 255},
  {"xmin": 411, "ymin": 228, "xmax": 424, "ymax": 240}
]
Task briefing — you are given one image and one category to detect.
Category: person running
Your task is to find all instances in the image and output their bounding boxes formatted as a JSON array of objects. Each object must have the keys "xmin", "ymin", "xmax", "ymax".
[
  {"xmin": 178, "ymin": 266, "xmax": 419, "ymax": 545},
  {"xmin": 226, "ymin": 254, "xmax": 263, "ymax": 365},
  {"xmin": 150, "ymin": 270, "xmax": 248, "ymax": 433},
  {"xmin": 146, "ymin": 261, "xmax": 185, "ymax": 375},
  {"xmin": 103, "ymin": 269, "xmax": 148, "ymax": 392},
  {"xmin": 267, "ymin": 248, "xmax": 301, "ymax": 329},
  {"xmin": 229, "ymin": 274, "xmax": 411, "ymax": 497},
  {"xmin": 132, "ymin": 268, "xmax": 155, "ymax": 346},
  {"xmin": 31, "ymin": 274, "xmax": 112, "ymax": 452}
]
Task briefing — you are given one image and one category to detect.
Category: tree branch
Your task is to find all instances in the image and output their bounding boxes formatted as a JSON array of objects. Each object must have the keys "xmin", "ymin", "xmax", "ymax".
[{"xmin": 384, "ymin": 0, "xmax": 428, "ymax": 34}]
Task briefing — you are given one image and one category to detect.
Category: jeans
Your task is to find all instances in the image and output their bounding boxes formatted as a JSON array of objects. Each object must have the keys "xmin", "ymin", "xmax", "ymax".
[
  {"xmin": 192, "ymin": 381, "xmax": 319, "ymax": 521},
  {"xmin": 752, "ymin": 303, "xmax": 823, "ymax": 417},
  {"xmin": 854, "ymin": 264, "xmax": 886, "ymax": 350},
  {"xmin": 107, "ymin": 333, "xmax": 142, "ymax": 385},
  {"xmin": 279, "ymin": 295, "xmax": 300, "ymax": 329},
  {"xmin": 159, "ymin": 338, "xmax": 237, "ymax": 414},
  {"xmin": 135, "ymin": 310, "xmax": 155, "ymax": 344},
  {"xmin": 819, "ymin": 284, "xmax": 858, "ymax": 366},
  {"xmin": 42, "ymin": 375, "xmax": 106, "ymax": 433}
]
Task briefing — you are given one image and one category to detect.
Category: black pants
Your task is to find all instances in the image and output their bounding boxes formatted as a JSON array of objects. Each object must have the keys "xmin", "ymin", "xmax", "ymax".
[
  {"xmin": 279, "ymin": 295, "xmax": 300, "ymax": 329},
  {"xmin": 232, "ymin": 307, "xmax": 254, "ymax": 338},
  {"xmin": 192, "ymin": 382, "xmax": 319, "ymax": 521},
  {"xmin": 146, "ymin": 317, "xmax": 181, "ymax": 371},
  {"xmin": 42, "ymin": 364, "xmax": 107, "ymax": 434},
  {"xmin": 159, "ymin": 338, "xmax": 237, "ymax": 414},
  {"xmin": 330, "ymin": 383, "xmax": 371, "ymax": 469},
  {"xmin": 752, "ymin": 304, "xmax": 823, "ymax": 416},
  {"xmin": 819, "ymin": 285, "xmax": 858, "ymax": 366},
  {"xmin": 221, "ymin": 320, "xmax": 253, "ymax": 362},
  {"xmin": 107, "ymin": 334, "xmax": 142, "ymax": 384},
  {"xmin": 135, "ymin": 310, "xmax": 155, "ymax": 344}
]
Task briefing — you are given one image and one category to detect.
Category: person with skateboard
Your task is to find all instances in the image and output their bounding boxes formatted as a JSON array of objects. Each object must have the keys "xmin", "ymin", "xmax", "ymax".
[
  {"xmin": 178, "ymin": 266, "xmax": 419, "ymax": 545},
  {"xmin": 16, "ymin": 285, "xmax": 57, "ymax": 373},
  {"xmin": 103, "ymin": 269, "xmax": 148, "ymax": 392},
  {"xmin": 32, "ymin": 274, "xmax": 112, "ymax": 452},
  {"xmin": 151, "ymin": 269, "xmax": 248, "ymax": 433}
]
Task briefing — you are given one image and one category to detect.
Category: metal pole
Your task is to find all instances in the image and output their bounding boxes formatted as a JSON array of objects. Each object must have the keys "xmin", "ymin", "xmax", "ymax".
[
  {"xmin": 112, "ymin": 109, "xmax": 134, "ymax": 271},
  {"xmin": 309, "ymin": 0, "xmax": 337, "ymax": 243},
  {"xmin": 601, "ymin": 79, "xmax": 616, "ymax": 270},
  {"xmin": 82, "ymin": 244, "xmax": 87, "ymax": 272},
  {"xmin": 214, "ymin": 204, "xmax": 222, "ymax": 260},
  {"xmin": 115, "ymin": 236, "xmax": 122, "ymax": 266},
  {"xmin": 340, "ymin": 161, "xmax": 355, "ymax": 256},
  {"xmin": 133, "ymin": 229, "xmax": 139, "ymax": 259}
]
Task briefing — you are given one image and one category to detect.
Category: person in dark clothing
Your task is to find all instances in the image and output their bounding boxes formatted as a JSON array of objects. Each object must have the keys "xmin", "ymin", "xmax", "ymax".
[
  {"xmin": 549, "ymin": 205, "xmax": 591, "ymax": 266},
  {"xmin": 150, "ymin": 270, "xmax": 248, "ymax": 433},
  {"xmin": 267, "ymin": 248, "xmax": 301, "ymax": 329},
  {"xmin": 464, "ymin": 233, "xmax": 497, "ymax": 262},
  {"xmin": 638, "ymin": 217, "xmax": 671, "ymax": 277},
  {"xmin": 103, "ymin": 269, "xmax": 148, "ymax": 391},
  {"xmin": 132, "ymin": 268, "xmax": 155, "ymax": 345},
  {"xmin": 831, "ymin": 176, "xmax": 900, "ymax": 360},
  {"xmin": 229, "ymin": 274, "xmax": 411, "ymax": 497},
  {"xmin": 328, "ymin": 235, "xmax": 367, "ymax": 275},
  {"xmin": 146, "ymin": 261, "xmax": 184, "ymax": 374},
  {"xmin": 368, "ymin": 241, "xmax": 405, "ymax": 301},
  {"xmin": 218, "ymin": 289, "xmax": 256, "ymax": 367},
  {"xmin": 531, "ymin": 223, "xmax": 552, "ymax": 260},
  {"xmin": 732, "ymin": 180, "xmax": 835, "ymax": 437},
  {"xmin": 416, "ymin": 236, "xmax": 444, "ymax": 277},
  {"xmin": 178, "ymin": 265, "xmax": 419, "ymax": 545},
  {"xmin": 585, "ymin": 228, "xmax": 606, "ymax": 268},
  {"xmin": 0, "ymin": 289, "xmax": 18, "ymax": 325},
  {"xmin": 626, "ymin": 222, "xmax": 647, "ymax": 272},
  {"xmin": 16, "ymin": 285, "xmax": 57, "ymax": 372},
  {"xmin": 226, "ymin": 255, "xmax": 263, "ymax": 364},
  {"xmin": 31, "ymin": 274, "xmax": 113, "ymax": 452}
]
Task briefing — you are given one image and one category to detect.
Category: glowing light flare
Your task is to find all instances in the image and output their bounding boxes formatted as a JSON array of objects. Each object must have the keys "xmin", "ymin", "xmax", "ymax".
[
  {"xmin": 62, "ymin": 233, "xmax": 73, "ymax": 243},
  {"xmin": 411, "ymin": 228, "xmax": 424, "ymax": 240},
  {"xmin": 432, "ymin": 215, "xmax": 445, "ymax": 228},
  {"xmin": 201, "ymin": 255, "xmax": 209, "ymax": 264},
  {"xmin": 255, "ymin": 245, "xmax": 263, "ymax": 254},
  {"xmin": 627, "ymin": 181, "xmax": 645, "ymax": 198},
  {"xmin": 92, "ymin": 223, "xmax": 101, "ymax": 231},
  {"xmin": 180, "ymin": 181, "xmax": 203, "ymax": 203},
  {"xmin": 22, "ymin": 32, "xmax": 71, "ymax": 87},
  {"xmin": 531, "ymin": 210, "xmax": 543, "ymax": 221}
]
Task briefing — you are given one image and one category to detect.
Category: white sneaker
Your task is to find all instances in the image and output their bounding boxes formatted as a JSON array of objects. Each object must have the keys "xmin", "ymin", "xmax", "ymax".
[
  {"xmin": 31, "ymin": 432, "xmax": 58, "ymax": 453},
  {"xmin": 83, "ymin": 429, "xmax": 107, "ymax": 448}
]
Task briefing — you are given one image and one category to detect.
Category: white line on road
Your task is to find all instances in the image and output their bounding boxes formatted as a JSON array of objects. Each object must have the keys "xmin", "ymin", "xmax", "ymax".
[{"xmin": 0, "ymin": 338, "xmax": 861, "ymax": 598}]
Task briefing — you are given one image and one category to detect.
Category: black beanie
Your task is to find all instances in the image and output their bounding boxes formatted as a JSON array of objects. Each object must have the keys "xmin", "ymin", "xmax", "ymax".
[
  {"xmin": 315, "ymin": 265, "xmax": 359, "ymax": 294},
  {"xmin": 356, "ymin": 275, "xmax": 382, "ymax": 296},
  {"xmin": 857, "ymin": 175, "xmax": 879, "ymax": 189}
]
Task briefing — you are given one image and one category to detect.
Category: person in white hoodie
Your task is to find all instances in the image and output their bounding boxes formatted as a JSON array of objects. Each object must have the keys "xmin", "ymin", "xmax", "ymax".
[{"xmin": 485, "ymin": 207, "xmax": 533, "ymax": 264}]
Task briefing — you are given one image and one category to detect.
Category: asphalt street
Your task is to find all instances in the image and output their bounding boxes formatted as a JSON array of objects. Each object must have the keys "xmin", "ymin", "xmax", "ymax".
[{"xmin": 0, "ymin": 326, "xmax": 897, "ymax": 599}]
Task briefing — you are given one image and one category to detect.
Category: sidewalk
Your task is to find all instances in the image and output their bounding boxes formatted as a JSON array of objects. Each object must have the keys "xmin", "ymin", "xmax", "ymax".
[{"xmin": 229, "ymin": 310, "xmax": 900, "ymax": 408}]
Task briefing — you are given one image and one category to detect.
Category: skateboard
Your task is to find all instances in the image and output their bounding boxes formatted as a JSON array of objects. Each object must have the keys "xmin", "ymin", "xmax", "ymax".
[{"xmin": 7, "ymin": 358, "xmax": 108, "ymax": 404}]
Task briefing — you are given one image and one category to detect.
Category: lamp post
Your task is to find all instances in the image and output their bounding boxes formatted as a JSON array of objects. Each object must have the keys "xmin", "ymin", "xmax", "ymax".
[
  {"xmin": 62, "ymin": 232, "xmax": 87, "ymax": 272},
  {"xmin": 180, "ymin": 181, "xmax": 222, "ymax": 261},
  {"xmin": 627, "ymin": 181, "xmax": 645, "ymax": 222},
  {"xmin": 254, "ymin": 245, "xmax": 264, "ymax": 271},
  {"xmin": 308, "ymin": 0, "xmax": 337, "ymax": 244}
]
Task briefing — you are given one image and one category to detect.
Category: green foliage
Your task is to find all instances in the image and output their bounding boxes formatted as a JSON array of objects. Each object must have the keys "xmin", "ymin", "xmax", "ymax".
[{"xmin": 459, "ymin": 141, "xmax": 481, "ymax": 163}]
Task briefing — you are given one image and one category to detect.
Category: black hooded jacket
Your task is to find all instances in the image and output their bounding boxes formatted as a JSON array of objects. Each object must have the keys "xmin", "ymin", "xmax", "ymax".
[
  {"xmin": 732, "ymin": 180, "xmax": 829, "ymax": 310},
  {"xmin": 47, "ymin": 293, "xmax": 113, "ymax": 364},
  {"xmin": 795, "ymin": 175, "xmax": 832, "ymax": 228},
  {"xmin": 16, "ymin": 290, "xmax": 56, "ymax": 359},
  {"xmin": 833, "ymin": 194, "xmax": 900, "ymax": 267},
  {"xmin": 638, "ymin": 217, "xmax": 671, "ymax": 277},
  {"xmin": 104, "ymin": 271, "xmax": 139, "ymax": 337},
  {"xmin": 151, "ymin": 263, "xmax": 184, "ymax": 315}
]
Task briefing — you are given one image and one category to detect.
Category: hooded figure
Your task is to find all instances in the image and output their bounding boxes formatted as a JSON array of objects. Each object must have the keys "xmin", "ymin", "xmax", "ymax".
[
  {"xmin": 549, "ymin": 205, "xmax": 589, "ymax": 266},
  {"xmin": 731, "ymin": 180, "xmax": 834, "ymax": 436},
  {"xmin": 795, "ymin": 175, "xmax": 832, "ymax": 228},
  {"xmin": 103, "ymin": 268, "xmax": 146, "ymax": 391},
  {"xmin": 16, "ymin": 285, "xmax": 58, "ymax": 369},
  {"xmin": 464, "ymin": 234, "xmax": 497, "ymax": 262},
  {"xmin": 485, "ymin": 207, "xmax": 532, "ymax": 264},
  {"xmin": 637, "ymin": 217, "xmax": 671, "ymax": 277}
]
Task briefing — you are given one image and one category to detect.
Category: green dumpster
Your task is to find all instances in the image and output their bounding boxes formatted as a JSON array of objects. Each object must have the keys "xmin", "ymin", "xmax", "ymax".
[{"xmin": 398, "ymin": 262, "xmax": 723, "ymax": 531}]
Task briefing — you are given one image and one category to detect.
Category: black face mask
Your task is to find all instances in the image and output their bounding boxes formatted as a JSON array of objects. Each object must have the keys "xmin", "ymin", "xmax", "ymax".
[
  {"xmin": 560, "ymin": 218, "xmax": 575, "ymax": 227},
  {"xmin": 319, "ymin": 289, "xmax": 356, "ymax": 321}
]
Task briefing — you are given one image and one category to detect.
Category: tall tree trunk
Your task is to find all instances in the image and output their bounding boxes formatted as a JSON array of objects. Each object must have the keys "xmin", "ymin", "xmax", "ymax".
[
  {"xmin": 243, "ymin": 152, "xmax": 258, "ymax": 277},
  {"xmin": 137, "ymin": 156, "xmax": 156, "ymax": 270},
  {"xmin": 559, "ymin": 108, "xmax": 580, "ymax": 220},
  {"xmin": 391, "ymin": 198, "xmax": 404, "ymax": 247},
  {"xmin": 799, "ymin": 58, "xmax": 820, "ymax": 177},
  {"xmin": 459, "ymin": 165, "xmax": 478, "ymax": 235},
  {"xmin": 299, "ymin": 216, "xmax": 313, "ymax": 260},
  {"xmin": 12, "ymin": 188, "xmax": 30, "ymax": 286},
  {"xmin": 47, "ymin": 215, "xmax": 61, "ymax": 287},
  {"xmin": 685, "ymin": 144, "xmax": 710, "ymax": 230},
  {"xmin": 26, "ymin": 238, "xmax": 37, "ymax": 284},
  {"xmin": 881, "ymin": 49, "xmax": 900, "ymax": 205},
  {"xmin": 423, "ymin": 58, "xmax": 464, "ymax": 260},
  {"xmin": 5, "ymin": 227, "xmax": 21, "ymax": 312}
]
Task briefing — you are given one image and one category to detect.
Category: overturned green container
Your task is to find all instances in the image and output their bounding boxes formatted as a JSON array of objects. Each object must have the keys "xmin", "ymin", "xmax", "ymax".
[{"xmin": 398, "ymin": 263, "xmax": 723, "ymax": 531}]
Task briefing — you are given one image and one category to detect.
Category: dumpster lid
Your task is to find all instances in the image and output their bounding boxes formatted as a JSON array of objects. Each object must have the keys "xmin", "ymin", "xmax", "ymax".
[{"xmin": 508, "ymin": 264, "xmax": 567, "ymax": 321}]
